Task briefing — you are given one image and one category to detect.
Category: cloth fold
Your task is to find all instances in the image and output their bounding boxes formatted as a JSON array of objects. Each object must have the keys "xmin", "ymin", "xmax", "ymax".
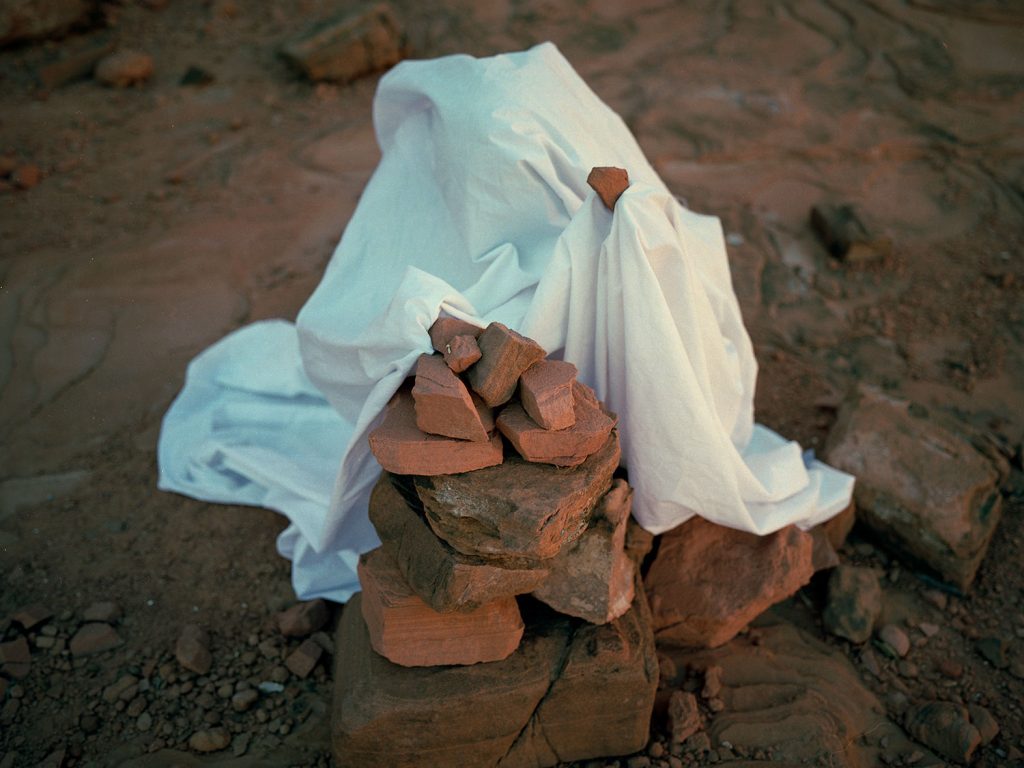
[{"xmin": 158, "ymin": 42, "xmax": 853, "ymax": 602}]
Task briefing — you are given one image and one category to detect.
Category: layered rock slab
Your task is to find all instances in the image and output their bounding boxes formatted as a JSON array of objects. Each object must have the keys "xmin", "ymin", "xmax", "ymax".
[
  {"xmin": 497, "ymin": 381, "xmax": 616, "ymax": 467},
  {"xmin": 412, "ymin": 353, "xmax": 492, "ymax": 442},
  {"xmin": 358, "ymin": 548, "xmax": 523, "ymax": 667},
  {"xmin": 824, "ymin": 387, "xmax": 1002, "ymax": 589},
  {"xmin": 661, "ymin": 616, "xmax": 941, "ymax": 767},
  {"xmin": 333, "ymin": 586, "xmax": 657, "ymax": 767},
  {"xmin": 368, "ymin": 386, "xmax": 503, "ymax": 475},
  {"xmin": 466, "ymin": 322, "xmax": 545, "ymax": 407},
  {"xmin": 415, "ymin": 430, "xmax": 620, "ymax": 563},
  {"xmin": 369, "ymin": 473, "xmax": 548, "ymax": 613},
  {"xmin": 532, "ymin": 478, "xmax": 635, "ymax": 624},
  {"xmin": 518, "ymin": 359, "xmax": 577, "ymax": 431},
  {"xmin": 645, "ymin": 517, "xmax": 815, "ymax": 648}
]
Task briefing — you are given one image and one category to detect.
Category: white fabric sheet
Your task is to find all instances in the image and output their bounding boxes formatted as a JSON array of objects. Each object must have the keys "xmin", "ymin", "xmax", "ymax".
[{"xmin": 158, "ymin": 42, "xmax": 854, "ymax": 602}]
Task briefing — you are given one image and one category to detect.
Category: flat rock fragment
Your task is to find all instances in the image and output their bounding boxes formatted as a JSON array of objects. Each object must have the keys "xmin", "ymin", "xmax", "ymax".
[
  {"xmin": 358, "ymin": 548, "xmax": 523, "ymax": 667},
  {"xmin": 369, "ymin": 386, "xmax": 503, "ymax": 475},
  {"xmin": 95, "ymin": 50, "xmax": 154, "ymax": 87},
  {"xmin": 519, "ymin": 359, "xmax": 577, "ymax": 430},
  {"xmin": 415, "ymin": 430, "xmax": 620, "ymax": 563},
  {"xmin": 905, "ymin": 701, "xmax": 981, "ymax": 764},
  {"xmin": 70, "ymin": 622, "xmax": 123, "ymax": 656},
  {"xmin": 645, "ymin": 517, "xmax": 814, "ymax": 648},
  {"xmin": 413, "ymin": 353, "xmax": 492, "ymax": 442},
  {"xmin": 587, "ymin": 166, "xmax": 629, "ymax": 210},
  {"xmin": 369, "ymin": 473, "xmax": 547, "ymax": 612},
  {"xmin": 466, "ymin": 322, "xmax": 545, "ymax": 407},
  {"xmin": 822, "ymin": 565, "xmax": 881, "ymax": 644},
  {"xmin": 280, "ymin": 3, "xmax": 405, "ymax": 84},
  {"xmin": 0, "ymin": 0, "xmax": 96, "ymax": 47},
  {"xmin": 497, "ymin": 381, "xmax": 615, "ymax": 466},
  {"xmin": 532, "ymin": 478, "xmax": 635, "ymax": 624},
  {"xmin": 824, "ymin": 387, "xmax": 1002, "ymax": 589}
]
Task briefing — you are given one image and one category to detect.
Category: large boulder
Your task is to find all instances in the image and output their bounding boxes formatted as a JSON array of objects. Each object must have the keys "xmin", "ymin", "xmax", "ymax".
[
  {"xmin": 825, "ymin": 387, "xmax": 1002, "ymax": 589},
  {"xmin": 333, "ymin": 584, "xmax": 658, "ymax": 766},
  {"xmin": 645, "ymin": 517, "xmax": 815, "ymax": 648}
]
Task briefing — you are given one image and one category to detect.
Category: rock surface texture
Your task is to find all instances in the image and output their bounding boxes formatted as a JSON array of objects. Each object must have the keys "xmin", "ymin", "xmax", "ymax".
[
  {"xmin": 518, "ymin": 359, "xmax": 577, "ymax": 430},
  {"xmin": 412, "ymin": 353, "xmax": 492, "ymax": 442},
  {"xmin": 466, "ymin": 322, "xmax": 546, "ymax": 407},
  {"xmin": 825, "ymin": 387, "xmax": 1002, "ymax": 589},
  {"xmin": 497, "ymin": 381, "xmax": 616, "ymax": 467},
  {"xmin": 369, "ymin": 473, "xmax": 548, "ymax": 612},
  {"xmin": 368, "ymin": 386, "xmax": 503, "ymax": 475},
  {"xmin": 414, "ymin": 430, "xmax": 620, "ymax": 563},
  {"xmin": 357, "ymin": 548, "xmax": 524, "ymax": 667},
  {"xmin": 645, "ymin": 517, "xmax": 815, "ymax": 648},
  {"xmin": 333, "ymin": 586, "xmax": 657, "ymax": 767}
]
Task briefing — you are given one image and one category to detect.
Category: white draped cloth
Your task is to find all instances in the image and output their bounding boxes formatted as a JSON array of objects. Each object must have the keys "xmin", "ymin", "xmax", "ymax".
[{"xmin": 158, "ymin": 43, "xmax": 854, "ymax": 602}]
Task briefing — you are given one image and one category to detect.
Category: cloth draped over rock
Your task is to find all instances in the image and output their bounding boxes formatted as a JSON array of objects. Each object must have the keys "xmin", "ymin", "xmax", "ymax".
[{"xmin": 158, "ymin": 42, "xmax": 854, "ymax": 602}]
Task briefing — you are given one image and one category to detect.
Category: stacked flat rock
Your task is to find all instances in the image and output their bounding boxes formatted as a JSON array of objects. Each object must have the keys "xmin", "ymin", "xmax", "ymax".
[{"xmin": 340, "ymin": 319, "xmax": 657, "ymax": 766}]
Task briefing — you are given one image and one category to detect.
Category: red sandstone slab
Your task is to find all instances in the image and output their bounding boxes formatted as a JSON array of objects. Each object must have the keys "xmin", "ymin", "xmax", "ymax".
[
  {"xmin": 587, "ymin": 166, "xmax": 629, "ymax": 210},
  {"xmin": 358, "ymin": 548, "xmax": 524, "ymax": 667},
  {"xmin": 466, "ymin": 322, "xmax": 546, "ymax": 407},
  {"xmin": 412, "ymin": 353, "xmax": 492, "ymax": 442},
  {"xmin": 519, "ymin": 359, "xmax": 577, "ymax": 431},
  {"xmin": 369, "ymin": 386, "xmax": 503, "ymax": 476},
  {"xmin": 532, "ymin": 479, "xmax": 635, "ymax": 624},
  {"xmin": 429, "ymin": 316, "xmax": 482, "ymax": 353},
  {"xmin": 443, "ymin": 334, "xmax": 482, "ymax": 373},
  {"xmin": 497, "ymin": 381, "xmax": 616, "ymax": 467}
]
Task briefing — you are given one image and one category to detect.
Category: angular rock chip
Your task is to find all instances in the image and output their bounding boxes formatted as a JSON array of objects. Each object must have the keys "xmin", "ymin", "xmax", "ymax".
[
  {"xmin": 906, "ymin": 701, "xmax": 981, "ymax": 764},
  {"xmin": 369, "ymin": 386, "xmax": 503, "ymax": 476},
  {"xmin": 277, "ymin": 599, "xmax": 330, "ymax": 638},
  {"xmin": 0, "ymin": 636, "xmax": 30, "ymax": 677},
  {"xmin": 825, "ymin": 387, "xmax": 1002, "ymax": 589},
  {"xmin": 532, "ymin": 478, "xmax": 635, "ymax": 624},
  {"xmin": 369, "ymin": 473, "xmax": 547, "ymax": 612},
  {"xmin": 822, "ymin": 565, "xmax": 881, "ymax": 644},
  {"xmin": 587, "ymin": 166, "xmax": 629, "ymax": 210},
  {"xmin": 646, "ymin": 517, "xmax": 815, "ymax": 648},
  {"xmin": 415, "ymin": 430, "xmax": 620, "ymax": 563},
  {"xmin": 443, "ymin": 334, "xmax": 482, "ymax": 373},
  {"xmin": 429, "ymin": 316, "xmax": 482, "ymax": 353},
  {"xmin": 175, "ymin": 624, "xmax": 212, "ymax": 674},
  {"xmin": 667, "ymin": 690, "xmax": 701, "ymax": 744},
  {"xmin": 358, "ymin": 548, "xmax": 523, "ymax": 667},
  {"xmin": 810, "ymin": 203, "xmax": 891, "ymax": 265},
  {"xmin": 70, "ymin": 622, "xmax": 123, "ymax": 656},
  {"xmin": 661, "ymin": 616, "xmax": 940, "ymax": 766},
  {"xmin": 497, "ymin": 381, "xmax": 616, "ymax": 467},
  {"xmin": 333, "ymin": 586, "xmax": 657, "ymax": 767},
  {"xmin": 280, "ymin": 3, "xmax": 405, "ymax": 84},
  {"xmin": 810, "ymin": 500, "xmax": 855, "ymax": 571},
  {"xmin": 285, "ymin": 638, "xmax": 324, "ymax": 679},
  {"xmin": 519, "ymin": 359, "xmax": 577, "ymax": 431},
  {"xmin": 11, "ymin": 603, "xmax": 52, "ymax": 630},
  {"xmin": 413, "ymin": 353, "xmax": 492, "ymax": 442},
  {"xmin": 82, "ymin": 601, "xmax": 122, "ymax": 624},
  {"xmin": 466, "ymin": 322, "xmax": 545, "ymax": 407}
]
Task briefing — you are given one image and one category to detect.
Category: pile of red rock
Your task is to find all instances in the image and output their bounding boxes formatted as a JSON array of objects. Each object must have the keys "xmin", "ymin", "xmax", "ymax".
[{"xmin": 332, "ymin": 319, "xmax": 658, "ymax": 767}]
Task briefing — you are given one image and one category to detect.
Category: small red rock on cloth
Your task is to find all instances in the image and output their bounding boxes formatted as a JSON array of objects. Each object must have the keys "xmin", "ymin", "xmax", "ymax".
[
  {"xmin": 412, "ymin": 353, "xmax": 493, "ymax": 442},
  {"xmin": 442, "ymin": 334, "xmax": 482, "ymax": 373},
  {"xmin": 466, "ymin": 322, "xmax": 546, "ymax": 407},
  {"xmin": 519, "ymin": 359, "xmax": 577, "ymax": 431},
  {"xmin": 428, "ymin": 316, "xmax": 482, "ymax": 352},
  {"xmin": 587, "ymin": 166, "xmax": 629, "ymax": 210}
]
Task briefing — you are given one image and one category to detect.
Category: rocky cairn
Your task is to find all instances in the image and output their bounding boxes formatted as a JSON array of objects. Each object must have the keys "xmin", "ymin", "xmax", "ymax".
[{"xmin": 333, "ymin": 318, "xmax": 658, "ymax": 767}]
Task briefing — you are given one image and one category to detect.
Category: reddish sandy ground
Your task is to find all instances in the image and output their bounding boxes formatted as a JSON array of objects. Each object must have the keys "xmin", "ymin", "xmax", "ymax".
[{"xmin": 1, "ymin": 1, "xmax": 1022, "ymax": 766}]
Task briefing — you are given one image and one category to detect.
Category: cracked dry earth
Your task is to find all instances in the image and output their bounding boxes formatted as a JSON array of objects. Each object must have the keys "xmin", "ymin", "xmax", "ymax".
[{"xmin": 2, "ymin": 1, "xmax": 1023, "ymax": 766}]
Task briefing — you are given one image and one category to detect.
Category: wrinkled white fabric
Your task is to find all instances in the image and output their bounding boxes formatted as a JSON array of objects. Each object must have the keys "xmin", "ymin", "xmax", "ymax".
[{"xmin": 159, "ymin": 42, "xmax": 853, "ymax": 602}]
